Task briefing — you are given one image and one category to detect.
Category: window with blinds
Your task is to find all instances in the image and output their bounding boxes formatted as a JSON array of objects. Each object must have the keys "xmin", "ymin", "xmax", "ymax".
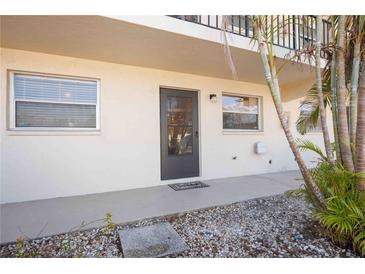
[{"xmin": 10, "ymin": 72, "xmax": 99, "ymax": 130}]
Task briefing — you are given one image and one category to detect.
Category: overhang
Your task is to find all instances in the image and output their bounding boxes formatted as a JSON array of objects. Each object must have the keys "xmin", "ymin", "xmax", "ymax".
[{"xmin": 0, "ymin": 15, "xmax": 315, "ymax": 86}]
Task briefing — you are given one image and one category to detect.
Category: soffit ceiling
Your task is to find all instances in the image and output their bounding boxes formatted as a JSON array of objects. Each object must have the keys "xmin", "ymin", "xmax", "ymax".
[{"xmin": 0, "ymin": 15, "xmax": 315, "ymax": 86}]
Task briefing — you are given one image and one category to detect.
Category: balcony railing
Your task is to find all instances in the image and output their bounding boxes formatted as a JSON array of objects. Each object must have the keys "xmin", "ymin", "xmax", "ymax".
[{"xmin": 168, "ymin": 16, "xmax": 331, "ymax": 55}]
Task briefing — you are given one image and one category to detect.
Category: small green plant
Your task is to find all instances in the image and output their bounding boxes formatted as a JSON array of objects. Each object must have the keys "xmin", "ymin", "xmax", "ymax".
[
  {"xmin": 292, "ymin": 158, "xmax": 365, "ymax": 256},
  {"xmin": 103, "ymin": 212, "xmax": 116, "ymax": 234},
  {"xmin": 15, "ymin": 237, "xmax": 25, "ymax": 258},
  {"xmin": 62, "ymin": 239, "xmax": 71, "ymax": 253},
  {"xmin": 15, "ymin": 236, "xmax": 37, "ymax": 258},
  {"xmin": 291, "ymin": 140, "xmax": 365, "ymax": 256}
]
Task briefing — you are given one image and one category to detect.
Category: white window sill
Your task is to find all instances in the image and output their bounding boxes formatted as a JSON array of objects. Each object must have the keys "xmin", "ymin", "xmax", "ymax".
[
  {"xmin": 6, "ymin": 129, "xmax": 101, "ymax": 136},
  {"xmin": 223, "ymin": 129, "xmax": 264, "ymax": 135}
]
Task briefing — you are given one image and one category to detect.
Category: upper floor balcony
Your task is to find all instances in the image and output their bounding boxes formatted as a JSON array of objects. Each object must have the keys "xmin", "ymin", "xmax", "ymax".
[{"xmin": 168, "ymin": 15, "xmax": 331, "ymax": 58}]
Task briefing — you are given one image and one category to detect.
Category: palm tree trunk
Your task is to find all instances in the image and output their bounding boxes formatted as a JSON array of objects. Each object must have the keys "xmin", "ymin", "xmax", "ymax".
[
  {"xmin": 331, "ymin": 53, "xmax": 341, "ymax": 161},
  {"xmin": 336, "ymin": 16, "xmax": 355, "ymax": 171},
  {"xmin": 254, "ymin": 17, "xmax": 325, "ymax": 208},
  {"xmin": 349, "ymin": 39, "xmax": 361, "ymax": 147},
  {"xmin": 315, "ymin": 16, "xmax": 335, "ymax": 165},
  {"xmin": 330, "ymin": 16, "xmax": 341, "ymax": 161},
  {"xmin": 355, "ymin": 53, "xmax": 365, "ymax": 191}
]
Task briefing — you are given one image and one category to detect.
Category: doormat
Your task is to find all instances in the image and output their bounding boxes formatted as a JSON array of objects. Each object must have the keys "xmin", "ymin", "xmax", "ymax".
[
  {"xmin": 118, "ymin": 222, "xmax": 189, "ymax": 257},
  {"xmin": 168, "ymin": 181, "xmax": 209, "ymax": 191}
]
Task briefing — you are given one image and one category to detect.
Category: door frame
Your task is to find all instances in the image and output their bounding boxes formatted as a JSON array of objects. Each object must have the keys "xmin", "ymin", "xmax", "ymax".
[{"xmin": 159, "ymin": 85, "xmax": 201, "ymax": 181}]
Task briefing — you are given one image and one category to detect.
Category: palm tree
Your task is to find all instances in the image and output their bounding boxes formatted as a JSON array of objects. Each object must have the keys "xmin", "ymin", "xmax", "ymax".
[
  {"xmin": 315, "ymin": 15, "xmax": 335, "ymax": 165},
  {"xmin": 336, "ymin": 16, "xmax": 354, "ymax": 171},
  {"xmin": 330, "ymin": 38, "xmax": 341, "ymax": 161},
  {"xmin": 296, "ymin": 16, "xmax": 340, "ymax": 161},
  {"xmin": 349, "ymin": 16, "xmax": 363, "ymax": 147},
  {"xmin": 252, "ymin": 16, "xmax": 325, "ymax": 207},
  {"xmin": 356, "ymin": 53, "xmax": 365, "ymax": 190}
]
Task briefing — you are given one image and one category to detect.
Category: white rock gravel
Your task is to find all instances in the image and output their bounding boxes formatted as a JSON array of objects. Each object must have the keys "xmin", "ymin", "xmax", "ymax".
[{"xmin": 0, "ymin": 194, "xmax": 361, "ymax": 258}]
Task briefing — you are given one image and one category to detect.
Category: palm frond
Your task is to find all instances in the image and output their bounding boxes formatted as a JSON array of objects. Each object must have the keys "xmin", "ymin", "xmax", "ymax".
[
  {"xmin": 297, "ymin": 139, "xmax": 328, "ymax": 161},
  {"xmin": 221, "ymin": 15, "xmax": 238, "ymax": 80},
  {"xmin": 296, "ymin": 65, "xmax": 333, "ymax": 135},
  {"xmin": 296, "ymin": 103, "xmax": 320, "ymax": 135}
]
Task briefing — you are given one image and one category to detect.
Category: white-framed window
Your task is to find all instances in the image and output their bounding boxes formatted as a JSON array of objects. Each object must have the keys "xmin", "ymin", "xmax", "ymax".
[
  {"xmin": 299, "ymin": 103, "xmax": 322, "ymax": 133},
  {"xmin": 222, "ymin": 93, "xmax": 262, "ymax": 131},
  {"xmin": 9, "ymin": 71, "xmax": 100, "ymax": 131}
]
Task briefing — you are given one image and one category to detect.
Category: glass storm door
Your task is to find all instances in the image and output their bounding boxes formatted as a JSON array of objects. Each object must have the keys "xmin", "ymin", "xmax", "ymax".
[{"xmin": 160, "ymin": 88, "xmax": 199, "ymax": 180}]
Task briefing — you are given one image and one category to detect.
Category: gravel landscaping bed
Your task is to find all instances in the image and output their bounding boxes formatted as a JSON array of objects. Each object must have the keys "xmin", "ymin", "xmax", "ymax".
[{"xmin": 0, "ymin": 194, "xmax": 361, "ymax": 258}]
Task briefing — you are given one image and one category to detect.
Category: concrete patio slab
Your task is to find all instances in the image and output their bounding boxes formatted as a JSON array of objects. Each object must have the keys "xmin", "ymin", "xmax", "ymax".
[
  {"xmin": 118, "ymin": 222, "xmax": 189, "ymax": 257},
  {"xmin": 0, "ymin": 170, "xmax": 302, "ymax": 244}
]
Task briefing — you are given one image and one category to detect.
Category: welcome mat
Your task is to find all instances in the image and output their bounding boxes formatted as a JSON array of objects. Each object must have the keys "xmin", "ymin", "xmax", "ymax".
[{"xmin": 168, "ymin": 181, "xmax": 209, "ymax": 191}]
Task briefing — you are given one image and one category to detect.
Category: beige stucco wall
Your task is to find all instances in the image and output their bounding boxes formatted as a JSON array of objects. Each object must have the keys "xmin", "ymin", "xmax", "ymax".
[{"xmin": 0, "ymin": 48, "xmax": 329, "ymax": 203}]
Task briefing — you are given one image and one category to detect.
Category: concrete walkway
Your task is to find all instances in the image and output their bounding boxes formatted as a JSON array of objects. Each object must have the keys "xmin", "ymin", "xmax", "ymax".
[{"xmin": 0, "ymin": 170, "xmax": 302, "ymax": 244}]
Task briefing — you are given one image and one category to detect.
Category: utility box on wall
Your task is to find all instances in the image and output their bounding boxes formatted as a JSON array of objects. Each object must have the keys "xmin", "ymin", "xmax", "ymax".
[{"xmin": 254, "ymin": 142, "xmax": 267, "ymax": 155}]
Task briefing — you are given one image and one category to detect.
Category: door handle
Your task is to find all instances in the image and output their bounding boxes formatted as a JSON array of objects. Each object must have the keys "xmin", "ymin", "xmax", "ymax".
[{"xmin": 195, "ymin": 130, "xmax": 199, "ymax": 138}]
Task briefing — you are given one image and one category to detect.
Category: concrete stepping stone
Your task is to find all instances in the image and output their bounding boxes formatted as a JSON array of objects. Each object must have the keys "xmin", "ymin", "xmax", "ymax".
[{"xmin": 118, "ymin": 222, "xmax": 189, "ymax": 258}]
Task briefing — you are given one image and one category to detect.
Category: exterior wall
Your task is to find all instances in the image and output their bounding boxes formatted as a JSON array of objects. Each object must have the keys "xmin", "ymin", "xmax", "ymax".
[{"xmin": 0, "ymin": 48, "xmax": 329, "ymax": 203}]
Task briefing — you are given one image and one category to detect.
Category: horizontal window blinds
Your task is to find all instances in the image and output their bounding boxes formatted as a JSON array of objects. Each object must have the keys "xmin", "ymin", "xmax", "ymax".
[
  {"xmin": 16, "ymin": 101, "xmax": 96, "ymax": 128},
  {"xmin": 13, "ymin": 74, "xmax": 98, "ymax": 129}
]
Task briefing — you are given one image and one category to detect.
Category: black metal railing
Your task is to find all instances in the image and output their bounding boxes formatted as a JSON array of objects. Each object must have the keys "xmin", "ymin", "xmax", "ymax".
[{"xmin": 168, "ymin": 15, "xmax": 331, "ymax": 55}]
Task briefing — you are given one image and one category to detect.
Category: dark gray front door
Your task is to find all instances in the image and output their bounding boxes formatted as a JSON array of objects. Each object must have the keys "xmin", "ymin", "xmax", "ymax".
[{"xmin": 160, "ymin": 88, "xmax": 199, "ymax": 180}]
